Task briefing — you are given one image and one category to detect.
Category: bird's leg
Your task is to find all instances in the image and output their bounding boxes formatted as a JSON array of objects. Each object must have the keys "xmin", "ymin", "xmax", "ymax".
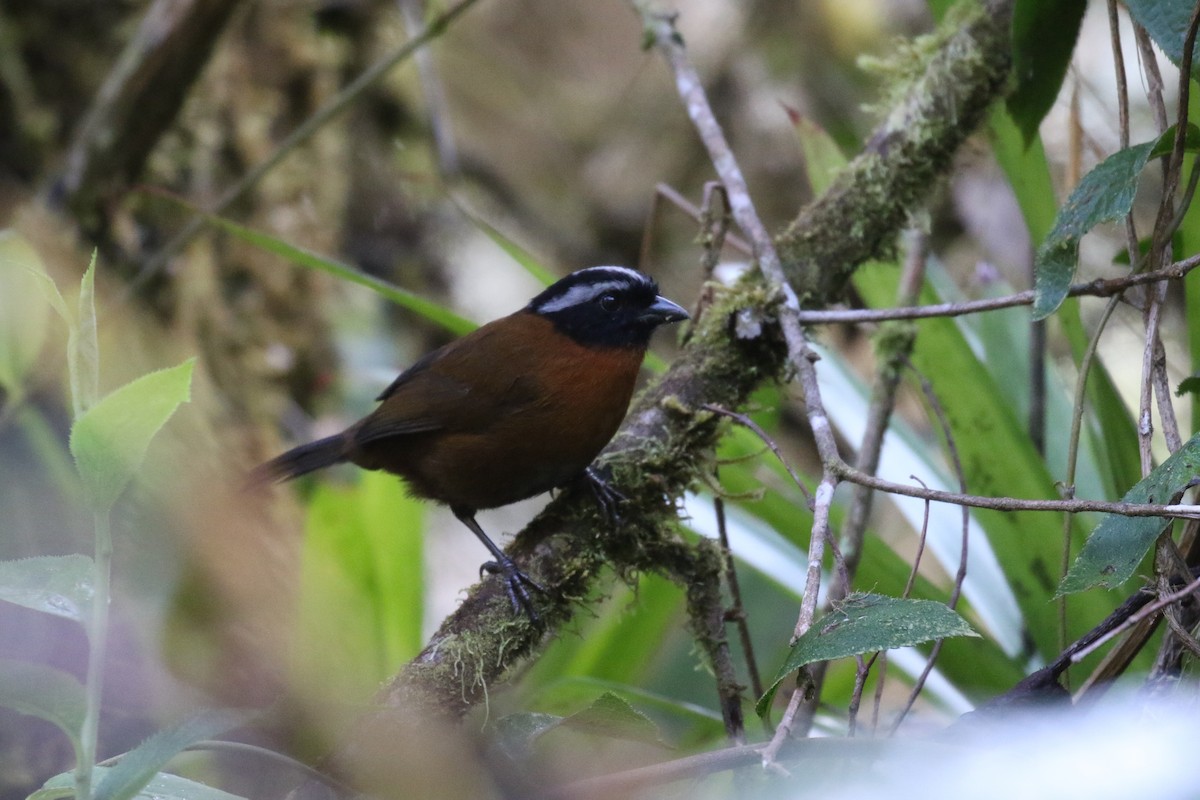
[
  {"xmin": 580, "ymin": 465, "xmax": 626, "ymax": 523},
  {"xmin": 452, "ymin": 507, "xmax": 545, "ymax": 624}
]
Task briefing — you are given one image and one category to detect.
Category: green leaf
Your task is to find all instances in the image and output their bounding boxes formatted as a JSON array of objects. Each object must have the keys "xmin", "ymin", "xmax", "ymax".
[
  {"xmin": 791, "ymin": 113, "xmax": 849, "ymax": 196},
  {"xmin": 558, "ymin": 691, "xmax": 666, "ymax": 746},
  {"xmin": 493, "ymin": 712, "xmax": 563, "ymax": 760},
  {"xmin": 493, "ymin": 693, "xmax": 665, "ymax": 761},
  {"xmin": 94, "ymin": 709, "xmax": 252, "ymax": 800},
  {"xmin": 756, "ymin": 594, "xmax": 976, "ymax": 718},
  {"xmin": 1008, "ymin": 0, "xmax": 1087, "ymax": 146},
  {"xmin": 0, "ymin": 658, "xmax": 86, "ymax": 751},
  {"xmin": 164, "ymin": 202, "xmax": 475, "ymax": 336},
  {"xmin": 0, "ymin": 555, "xmax": 94, "ymax": 623},
  {"xmin": 72, "ymin": 252, "xmax": 100, "ymax": 415},
  {"xmin": 0, "ymin": 230, "xmax": 53, "ymax": 397},
  {"xmin": 1125, "ymin": 0, "xmax": 1200, "ymax": 82},
  {"xmin": 459, "ymin": 207, "xmax": 557, "ymax": 286},
  {"xmin": 69, "ymin": 359, "xmax": 195, "ymax": 512},
  {"xmin": 1034, "ymin": 124, "xmax": 1200, "ymax": 318},
  {"xmin": 38, "ymin": 766, "xmax": 247, "ymax": 800},
  {"xmin": 1177, "ymin": 375, "xmax": 1200, "ymax": 397},
  {"xmin": 853, "ymin": 259, "xmax": 1114, "ymax": 662},
  {"xmin": 1033, "ymin": 140, "xmax": 1155, "ymax": 318},
  {"xmin": 1059, "ymin": 433, "xmax": 1200, "ymax": 595},
  {"xmin": 293, "ymin": 471, "xmax": 424, "ymax": 700}
]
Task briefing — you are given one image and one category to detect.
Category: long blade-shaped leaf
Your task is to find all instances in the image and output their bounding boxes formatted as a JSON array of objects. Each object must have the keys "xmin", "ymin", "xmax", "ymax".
[
  {"xmin": 0, "ymin": 658, "xmax": 86, "ymax": 751},
  {"xmin": 95, "ymin": 709, "xmax": 252, "ymax": 800}
]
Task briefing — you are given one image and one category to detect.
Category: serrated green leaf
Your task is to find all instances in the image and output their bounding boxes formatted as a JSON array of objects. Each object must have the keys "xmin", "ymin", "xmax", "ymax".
[
  {"xmin": 1033, "ymin": 140, "xmax": 1154, "ymax": 318},
  {"xmin": 1177, "ymin": 375, "xmax": 1200, "ymax": 397},
  {"xmin": 39, "ymin": 766, "xmax": 248, "ymax": 800},
  {"xmin": 1008, "ymin": 0, "xmax": 1087, "ymax": 146},
  {"xmin": 0, "ymin": 658, "xmax": 86, "ymax": 750},
  {"xmin": 0, "ymin": 555, "xmax": 93, "ymax": 622},
  {"xmin": 1125, "ymin": 0, "xmax": 1200, "ymax": 82},
  {"xmin": 756, "ymin": 594, "xmax": 976, "ymax": 718},
  {"xmin": 1148, "ymin": 122, "xmax": 1200, "ymax": 160},
  {"xmin": 94, "ymin": 709, "xmax": 252, "ymax": 800},
  {"xmin": 1059, "ymin": 433, "xmax": 1200, "ymax": 595},
  {"xmin": 69, "ymin": 358, "xmax": 195, "ymax": 512},
  {"xmin": 1034, "ymin": 123, "xmax": 1200, "ymax": 318}
]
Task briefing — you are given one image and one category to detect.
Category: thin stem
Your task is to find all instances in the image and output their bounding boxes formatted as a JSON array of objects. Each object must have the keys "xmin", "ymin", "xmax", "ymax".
[
  {"xmin": 1058, "ymin": 294, "xmax": 1122, "ymax": 653},
  {"xmin": 76, "ymin": 511, "xmax": 113, "ymax": 800},
  {"xmin": 834, "ymin": 464, "xmax": 1200, "ymax": 519},
  {"xmin": 794, "ymin": 252, "xmax": 1200, "ymax": 324},
  {"xmin": 714, "ymin": 493, "xmax": 765, "ymax": 702},
  {"xmin": 703, "ymin": 405, "xmax": 813, "ymax": 505},
  {"xmin": 888, "ymin": 362, "xmax": 971, "ymax": 731},
  {"xmin": 1071, "ymin": 574, "xmax": 1200, "ymax": 663}
]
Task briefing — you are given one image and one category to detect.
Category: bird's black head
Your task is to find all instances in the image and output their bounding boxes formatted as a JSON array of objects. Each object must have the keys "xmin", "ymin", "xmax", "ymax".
[{"xmin": 527, "ymin": 267, "xmax": 689, "ymax": 348}]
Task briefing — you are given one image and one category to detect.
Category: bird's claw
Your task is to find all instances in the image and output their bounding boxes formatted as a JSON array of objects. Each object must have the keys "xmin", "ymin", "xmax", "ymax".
[
  {"xmin": 481, "ymin": 556, "xmax": 546, "ymax": 625},
  {"xmin": 583, "ymin": 465, "xmax": 626, "ymax": 523}
]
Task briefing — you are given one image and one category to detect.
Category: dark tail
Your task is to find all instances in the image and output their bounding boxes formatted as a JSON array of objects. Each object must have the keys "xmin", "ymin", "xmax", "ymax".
[{"xmin": 246, "ymin": 434, "xmax": 350, "ymax": 488}]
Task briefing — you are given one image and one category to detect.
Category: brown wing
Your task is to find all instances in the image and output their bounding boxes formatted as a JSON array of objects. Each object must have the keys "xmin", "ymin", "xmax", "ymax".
[{"xmin": 351, "ymin": 314, "xmax": 541, "ymax": 445}]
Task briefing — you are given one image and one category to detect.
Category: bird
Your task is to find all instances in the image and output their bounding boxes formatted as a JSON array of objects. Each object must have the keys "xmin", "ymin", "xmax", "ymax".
[{"xmin": 250, "ymin": 266, "xmax": 689, "ymax": 622}]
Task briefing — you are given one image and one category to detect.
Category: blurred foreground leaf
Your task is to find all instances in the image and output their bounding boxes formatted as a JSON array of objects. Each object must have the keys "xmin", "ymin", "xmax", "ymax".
[
  {"xmin": 0, "ymin": 658, "xmax": 86, "ymax": 753},
  {"xmin": 69, "ymin": 359, "xmax": 194, "ymax": 512},
  {"xmin": 94, "ymin": 709, "xmax": 253, "ymax": 800},
  {"xmin": 0, "ymin": 230, "xmax": 53, "ymax": 398},
  {"xmin": 35, "ymin": 767, "xmax": 247, "ymax": 800},
  {"xmin": 0, "ymin": 554, "xmax": 94, "ymax": 622}
]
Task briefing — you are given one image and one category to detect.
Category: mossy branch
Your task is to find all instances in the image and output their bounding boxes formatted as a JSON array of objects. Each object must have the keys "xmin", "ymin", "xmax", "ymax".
[{"xmin": 778, "ymin": 0, "xmax": 1014, "ymax": 300}]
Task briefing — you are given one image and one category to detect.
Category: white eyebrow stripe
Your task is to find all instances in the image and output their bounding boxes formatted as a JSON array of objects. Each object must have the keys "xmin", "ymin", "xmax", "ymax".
[
  {"xmin": 535, "ymin": 279, "xmax": 632, "ymax": 314},
  {"xmin": 582, "ymin": 266, "xmax": 643, "ymax": 282}
]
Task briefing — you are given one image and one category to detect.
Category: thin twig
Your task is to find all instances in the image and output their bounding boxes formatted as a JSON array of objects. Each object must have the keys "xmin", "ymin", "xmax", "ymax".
[
  {"xmin": 703, "ymin": 405, "xmax": 813, "ymax": 505},
  {"xmin": 793, "ymin": 253, "xmax": 1200, "ymax": 324},
  {"xmin": 1071, "ymin": 574, "xmax": 1200, "ymax": 663},
  {"xmin": 652, "ymin": 182, "xmax": 753, "ymax": 258},
  {"xmin": 903, "ymin": 482, "xmax": 933, "ymax": 600},
  {"xmin": 714, "ymin": 491, "xmax": 765, "ymax": 702},
  {"xmin": 834, "ymin": 464, "xmax": 1200, "ymax": 519},
  {"xmin": 888, "ymin": 360, "xmax": 972, "ymax": 732},
  {"xmin": 1059, "ymin": 295, "xmax": 1123, "ymax": 653},
  {"xmin": 546, "ymin": 737, "xmax": 910, "ymax": 800}
]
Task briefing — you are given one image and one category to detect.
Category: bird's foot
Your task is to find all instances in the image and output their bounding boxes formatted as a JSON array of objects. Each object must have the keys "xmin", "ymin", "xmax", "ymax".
[
  {"xmin": 582, "ymin": 465, "xmax": 626, "ymax": 522},
  {"xmin": 481, "ymin": 556, "xmax": 546, "ymax": 625}
]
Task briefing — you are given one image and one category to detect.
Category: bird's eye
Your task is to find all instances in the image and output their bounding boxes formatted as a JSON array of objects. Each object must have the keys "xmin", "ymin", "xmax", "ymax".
[{"xmin": 598, "ymin": 293, "xmax": 619, "ymax": 312}]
